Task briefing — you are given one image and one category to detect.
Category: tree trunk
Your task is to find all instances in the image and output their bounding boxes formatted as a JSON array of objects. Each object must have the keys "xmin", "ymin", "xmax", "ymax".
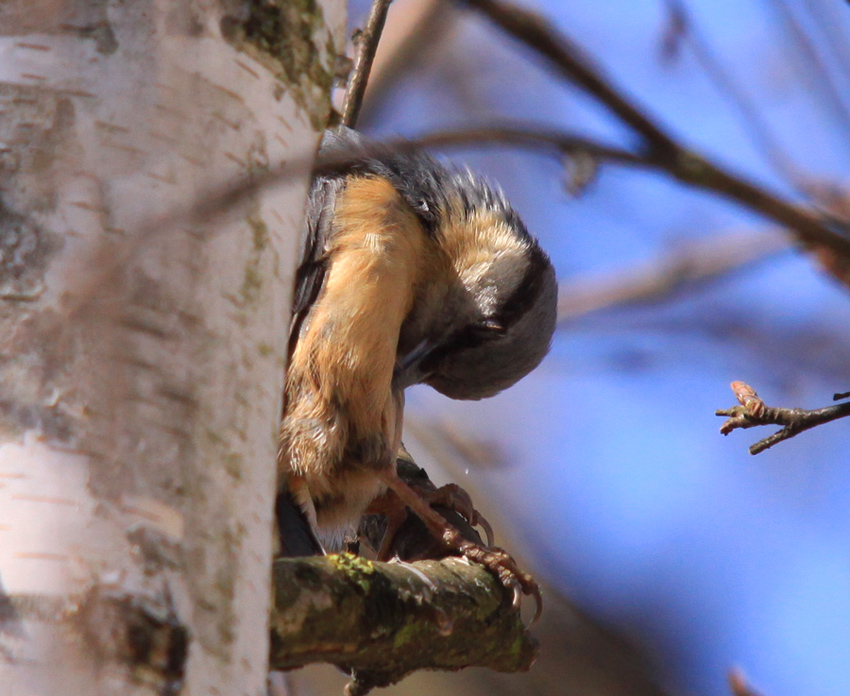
[{"xmin": 0, "ymin": 1, "xmax": 344, "ymax": 694}]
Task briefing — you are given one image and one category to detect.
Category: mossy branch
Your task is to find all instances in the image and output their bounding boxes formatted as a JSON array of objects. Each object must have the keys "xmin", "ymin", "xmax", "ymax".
[{"xmin": 269, "ymin": 554, "xmax": 538, "ymax": 691}]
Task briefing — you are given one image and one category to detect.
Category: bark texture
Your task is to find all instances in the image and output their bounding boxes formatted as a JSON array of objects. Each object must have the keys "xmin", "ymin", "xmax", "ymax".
[
  {"xmin": 270, "ymin": 555, "xmax": 538, "ymax": 689},
  {"xmin": 0, "ymin": 1, "xmax": 344, "ymax": 694}
]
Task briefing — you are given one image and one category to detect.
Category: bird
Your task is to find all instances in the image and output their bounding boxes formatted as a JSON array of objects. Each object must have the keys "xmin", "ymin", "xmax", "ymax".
[{"xmin": 276, "ymin": 127, "xmax": 557, "ymax": 608}]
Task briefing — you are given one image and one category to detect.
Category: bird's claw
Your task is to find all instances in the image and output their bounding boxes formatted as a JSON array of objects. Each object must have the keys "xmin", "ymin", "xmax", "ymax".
[{"xmin": 454, "ymin": 538, "xmax": 543, "ymax": 625}]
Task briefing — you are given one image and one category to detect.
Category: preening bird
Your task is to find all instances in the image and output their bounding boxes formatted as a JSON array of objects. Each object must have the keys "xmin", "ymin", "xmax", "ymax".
[{"xmin": 277, "ymin": 128, "xmax": 557, "ymax": 603}]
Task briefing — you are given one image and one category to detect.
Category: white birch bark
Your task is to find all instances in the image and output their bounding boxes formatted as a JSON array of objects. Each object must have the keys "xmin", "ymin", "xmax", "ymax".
[{"xmin": 0, "ymin": 1, "xmax": 345, "ymax": 694}]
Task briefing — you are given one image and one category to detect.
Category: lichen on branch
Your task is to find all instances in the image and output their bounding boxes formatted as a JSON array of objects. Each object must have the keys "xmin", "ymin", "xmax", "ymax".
[{"xmin": 269, "ymin": 554, "xmax": 538, "ymax": 691}]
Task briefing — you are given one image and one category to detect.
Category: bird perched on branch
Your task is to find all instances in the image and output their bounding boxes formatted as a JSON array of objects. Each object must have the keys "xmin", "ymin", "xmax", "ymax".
[{"xmin": 277, "ymin": 127, "xmax": 557, "ymax": 611}]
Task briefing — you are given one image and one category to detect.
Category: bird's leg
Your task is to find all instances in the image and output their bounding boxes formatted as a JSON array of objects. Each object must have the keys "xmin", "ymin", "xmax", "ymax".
[
  {"xmin": 289, "ymin": 475, "xmax": 320, "ymax": 537},
  {"xmin": 375, "ymin": 467, "xmax": 542, "ymax": 623},
  {"xmin": 362, "ymin": 487, "xmax": 410, "ymax": 560},
  {"xmin": 370, "ymin": 476, "xmax": 494, "ymax": 552},
  {"xmin": 381, "ymin": 446, "xmax": 495, "ymax": 547},
  {"xmin": 417, "ymin": 482, "xmax": 494, "ymax": 547}
]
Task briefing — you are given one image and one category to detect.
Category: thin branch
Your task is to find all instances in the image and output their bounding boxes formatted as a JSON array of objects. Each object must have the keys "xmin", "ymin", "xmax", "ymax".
[
  {"xmin": 765, "ymin": 0, "xmax": 850, "ymax": 151},
  {"xmin": 269, "ymin": 555, "xmax": 537, "ymax": 694},
  {"xmin": 456, "ymin": 0, "xmax": 680, "ymax": 157},
  {"xmin": 405, "ymin": 415, "xmax": 507, "ymax": 471},
  {"xmin": 62, "ymin": 125, "xmax": 635, "ymax": 321},
  {"xmin": 557, "ymin": 230, "xmax": 791, "ymax": 323},
  {"xmin": 418, "ymin": 126, "xmax": 850, "ymax": 259},
  {"xmin": 716, "ymin": 381, "xmax": 850, "ymax": 454},
  {"xmin": 799, "ymin": 0, "xmax": 850, "ymax": 100},
  {"xmin": 728, "ymin": 668, "xmax": 767, "ymax": 696},
  {"xmin": 64, "ymin": 115, "xmax": 850, "ymax": 323},
  {"xmin": 411, "ymin": 125, "xmax": 642, "ymax": 165},
  {"xmin": 342, "ymin": 0, "xmax": 394, "ymax": 128},
  {"xmin": 454, "ymin": 0, "xmax": 850, "ymax": 259},
  {"xmin": 661, "ymin": 0, "xmax": 804, "ymax": 189}
]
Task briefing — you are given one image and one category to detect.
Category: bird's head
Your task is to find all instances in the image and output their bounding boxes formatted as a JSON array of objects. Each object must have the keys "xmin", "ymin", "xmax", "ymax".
[{"xmin": 395, "ymin": 170, "xmax": 558, "ymax": 400}]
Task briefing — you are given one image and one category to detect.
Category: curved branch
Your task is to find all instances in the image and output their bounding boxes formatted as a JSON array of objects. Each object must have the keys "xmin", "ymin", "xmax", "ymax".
[
  {"xmin": 269, "ymin": 554, "xmax": 538, "ymax": 692},
  {"xmin": 411, "ymin": 125, "xmax": 642, "ymax": 165},
  {"xmin": 454, "ymin": 0, "xmax": 850, "ymax": 259},
  {"xmin": 66, "ymin": 114, "xmax": 849, "ymax": 322}
]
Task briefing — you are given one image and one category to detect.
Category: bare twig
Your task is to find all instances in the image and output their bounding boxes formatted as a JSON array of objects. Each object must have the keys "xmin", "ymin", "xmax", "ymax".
[
  {"xmin": 405, "ymin": 416, "xmax": 507, "ymax": 471},
  {"xmin": 62, "ymin": 125, "xmax": 640, "ymax": 321},
  {"xmin": 454, "ymin": 0, "xmax": 850, "ymax": 259},
  {"xmin": 154, "ymin": 127, "xmax": 643, "ymax": 231},
  {"xmin": 417, "ymin": 126, "xmax": 850, "ymax": 262},
  {"xmin": 342, "ymin": 0, "xmax": 394, "ymax": 128},
  {"xmin": 716, "ymin": 381, "xmax": 850, "ymax": 454}
]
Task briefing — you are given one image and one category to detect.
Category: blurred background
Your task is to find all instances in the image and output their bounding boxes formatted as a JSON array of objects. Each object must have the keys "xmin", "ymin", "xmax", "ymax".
[{"xmin": 289, "ymin": 0, "xmax": 850, "ymax": 694}]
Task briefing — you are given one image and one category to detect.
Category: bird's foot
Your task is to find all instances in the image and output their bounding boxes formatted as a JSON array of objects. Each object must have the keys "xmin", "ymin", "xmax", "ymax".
[
  {"xmin": 377, "ymin": 468, "xmax": 542, "ymax": 624},
  {"xmin": 446, "ymin": 530, "xmax": 542, "ymax": 624}
]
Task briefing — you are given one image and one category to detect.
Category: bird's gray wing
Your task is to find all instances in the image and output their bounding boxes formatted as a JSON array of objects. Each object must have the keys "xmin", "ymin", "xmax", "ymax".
[{"xmin": 276, "ymin": 489, "xmax": 324, "ymax": 557}]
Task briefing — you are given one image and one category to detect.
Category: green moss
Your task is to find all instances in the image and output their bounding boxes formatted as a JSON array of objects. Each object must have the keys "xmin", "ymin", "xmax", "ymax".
[
  {"xmin": 509, "ymin": 632, "xmax": 525, "ymax": 659},
  {"xmin": 391, "ymin": 622, "xmax": 420, "ymax": 650},
  {"xmin": 221, "ymin": 0, "xmax": 335, "ymax": 129},
  {"xmin": 328, "ymin": 553, "xmax": 376, "ymax": 593}
]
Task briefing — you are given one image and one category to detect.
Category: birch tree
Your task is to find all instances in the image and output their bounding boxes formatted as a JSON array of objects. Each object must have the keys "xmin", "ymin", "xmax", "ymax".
[{"xmin": 0, "ymin": 1, "xmax": 345, "ymax": 694}]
